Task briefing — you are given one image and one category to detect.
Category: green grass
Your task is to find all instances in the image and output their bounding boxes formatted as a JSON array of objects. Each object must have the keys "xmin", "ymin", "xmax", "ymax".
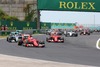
[{"xmin": 0, "ymin": 36, "xmax": 7, "ymax": 38}]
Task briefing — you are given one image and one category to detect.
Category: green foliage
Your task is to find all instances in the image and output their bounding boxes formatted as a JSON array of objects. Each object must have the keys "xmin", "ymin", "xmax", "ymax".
[
  {"xmin": 7, "ymin": 16, "xmax": 19, "ymax": 21},
  {"xmin": 24, "ymin": 4, "xmax": 37, "ymax": 22},
  {"xmin": 0, "ymin": 9, "xmax": 7, "ymax": 16},
  {"xmin": 25, "ymin": 11, "xmax": 35, "ymax": 22},
  {"xmin": 0, "ymin": 8, "xmax": 19, "ymax": 21}
]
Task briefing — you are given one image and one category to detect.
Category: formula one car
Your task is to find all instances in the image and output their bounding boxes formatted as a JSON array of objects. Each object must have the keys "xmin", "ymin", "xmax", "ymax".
[
  {"xmin": 46, "ymin": 29, "xmax": 53, "ymax": 35},
  {"xmin": 16, "ymin": 30, "xmax": 23, "ymax": 33},
  {"xmin": 80, "ymin": 30, "xmax": 90, "ymax": 35},
  {"xmin": 46, "ymin": 29, "xmax": 63, "ymax": 35},
  {"xmin": 64, "ymin": 31, "xmax": 78, "ymax": 37},
  {"xmin": 7, "ymin": 32, "xmax": 22, "ymax": 43},
  {"xmin": 46, "ymin": 35, "xmax": 64, "ymax": 43},
  {"xmin": 18, "ymin": 34, "xmax": 45, "ymax": 48},
  {"xmin": 55, "ymin": 30, "xmax": 63, "ymax": 35}
]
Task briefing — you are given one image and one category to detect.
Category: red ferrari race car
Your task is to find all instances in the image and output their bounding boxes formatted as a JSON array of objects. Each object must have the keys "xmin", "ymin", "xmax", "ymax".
[
  {"xmin": 18, "ymin": 34, "xmax": 45, "ymax": 48},
  {"xmin": 46, "ymin": 35, "xmax": 64, "ymax": 43},
  {"xmin": 80, "ymin": 29, "xmax": 90, "ymax": 35}
]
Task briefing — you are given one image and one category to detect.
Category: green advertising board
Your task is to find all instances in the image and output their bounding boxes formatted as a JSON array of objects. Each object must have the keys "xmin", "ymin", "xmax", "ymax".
[
  {"xmin": 40, "ymin": 22, "xmax": 51, "ymax": 29},
  {"xmin": 40, "ymin": 22, "xmax": 76, "ymax": 29},
  {"xmin": 38, "ymin": 0, "xmax": 100, "ymax": 12},
  {"xmin": 0, "ymin": 20, "xmax": 37, "ymax": 30},
  {"xmin": 51, "ymin": 23, "xmax": 76, "ymax": 29}
]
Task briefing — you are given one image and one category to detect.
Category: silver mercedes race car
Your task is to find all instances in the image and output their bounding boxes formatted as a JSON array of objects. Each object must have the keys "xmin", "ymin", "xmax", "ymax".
[
  {"xmin": 64, "ymin": 31, "xmax": 78, "ymax": 37},
  {"xmin": 7, "ymin": 32, "xmax": 22, "ymax": 43}
]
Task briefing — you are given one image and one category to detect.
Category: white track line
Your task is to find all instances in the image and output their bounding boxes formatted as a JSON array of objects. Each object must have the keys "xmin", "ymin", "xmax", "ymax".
[{"xmin": 96, "ymin": 38, "xmax": 100, "ymax": 50}]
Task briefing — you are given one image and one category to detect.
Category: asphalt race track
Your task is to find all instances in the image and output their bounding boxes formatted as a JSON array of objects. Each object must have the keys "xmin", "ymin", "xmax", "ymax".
[{"xmin": 0, "ymin": 33, "xmax": 100, "ymax": 66}]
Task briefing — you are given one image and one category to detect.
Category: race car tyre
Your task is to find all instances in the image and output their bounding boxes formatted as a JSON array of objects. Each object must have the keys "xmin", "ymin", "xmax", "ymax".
[
  {"xmin": 10, "ymin": 39, "xmax": 16, "ymax": 43},
  {"xmin": 80, "ymin": 33, "xmax": 82, "ymax": 35},
  {"xmin": 46, "ymin": 38, "xmax": 49, "ymax": 42},
  {"xmin": 39, "ymin": 41, "xmax": 45, "ymax": 44},
  {"xmin": 60, "ymin": 38, "xmax": 64, "ymax": 43},
  {"xmin": 65, "ymin": 34, "xmax": 68, "ymax": 37},
  {"xmin": 38, "ymin": 44, "xmax": 45, "ymax": 48},
  {"xmin": 8, "ymin": 40, "xmax": 11, "ymax": 43},
  {"xmin": 61, "ymin": 40, "xmax": 64, "ymax": 43},
  {"xmin": 7, "ymin": 37, "xmax": 8, "ymax": 41},
  {"xmin": 18, "ymin": 40, "xmax": 23, "ymax": 46},
  {"xmin": 88, "ymin": 33, "xmax": 90, "ymax": 35},
  {"xmin": 75, "ymin": 34, "xmax": 78, "ymax": 37},
  {"xmin": 24, "ymin": 40, "xmax": 30, "ymax": 47},
  {"xmin": 25, "ymin": 44, "xmax": 29, "ymax": 47}
]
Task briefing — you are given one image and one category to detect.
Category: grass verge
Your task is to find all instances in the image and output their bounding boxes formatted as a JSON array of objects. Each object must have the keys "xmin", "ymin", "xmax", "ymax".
[{"xmin": 0, "ymin": 36, "xmax": 7, "ymax": 38}]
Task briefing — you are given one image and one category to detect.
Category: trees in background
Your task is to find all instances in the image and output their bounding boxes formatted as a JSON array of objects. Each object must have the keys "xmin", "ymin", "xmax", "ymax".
[
  {"xmin": 0, "ymin": 9, "xmax": 19, "ymax": 21},
  {"xmin": 23, "ymin": 4, "xmax": 37, "ymax": 22}
]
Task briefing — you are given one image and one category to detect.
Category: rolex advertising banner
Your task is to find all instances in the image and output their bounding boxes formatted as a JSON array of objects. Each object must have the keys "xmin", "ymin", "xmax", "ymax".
[{"xmin": 37, "ymin": 0, "xmax": 100, "ymax": 12}]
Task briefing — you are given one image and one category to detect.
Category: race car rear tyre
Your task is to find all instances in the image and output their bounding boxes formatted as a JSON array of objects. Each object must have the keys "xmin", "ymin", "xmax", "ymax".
[
  {"xmin": 80, "ymin": 32, "xmax": 83, "ymax": 35},
  {"xmin": 18, "ymin": 41, "xmax": 23, "ymax": 46},
  {"xmin": 46, "ymin": 38, "xmax": 49, "ymax": 42},
  {"xmin": 60, "ymin": 38, "xmax": 64, "ymax": 43},
  {"xmin": 7, "ymin": 38, "xmax": 8, "ymax": 41},
  {"xmin": 61, "ymin": 41, "xmax": 64, "ymax": 43},
  {"xmin": 25, "ymin": 44, "xmax": 29, "ymax": 47},
  {"xmin": 38, "ymin": 44, "xmax": 45, "ymax": 48},
  {"xmin": 65, "ymin": 35, "xmax": 67, "ymax": 37},
  {"xmin": 10, "ymin": 39, "xmax": 16, "ymax": 43},
  {"xmin": 39, "ymin": 41, "xmax": 45, "ymax": 44},
  {"xmin": 88, "ymin": 33, "xmax": 90, "ymax": 35},
  {"xmin": 75, "ymin": 34, "xmax": 78, "ymax": 37}
]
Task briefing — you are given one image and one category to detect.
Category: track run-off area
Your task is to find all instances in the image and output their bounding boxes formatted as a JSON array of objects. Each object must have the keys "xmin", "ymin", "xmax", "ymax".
[{"xmin": 0, "ymin": 33, "xmax": 100, "ymax": 66}]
